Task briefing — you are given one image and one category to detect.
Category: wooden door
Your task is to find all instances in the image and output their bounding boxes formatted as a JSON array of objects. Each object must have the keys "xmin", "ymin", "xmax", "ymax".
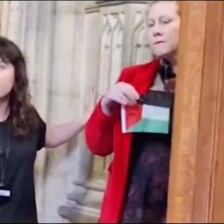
[{"xmin": 167, "ymin": 1, "xmax": 224, "ymax": 223}]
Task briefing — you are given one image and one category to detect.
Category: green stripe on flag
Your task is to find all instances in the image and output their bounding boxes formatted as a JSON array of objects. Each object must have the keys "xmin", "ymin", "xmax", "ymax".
[{"xmin": 128, "ymin": 118, "xmax": 169, "ymax": 134}]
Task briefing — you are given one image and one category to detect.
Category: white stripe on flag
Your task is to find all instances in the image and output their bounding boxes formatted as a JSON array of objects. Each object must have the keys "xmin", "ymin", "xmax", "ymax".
[{"xmin": 142, "ymin": 105, "xmax": 170, "ymax": 121}]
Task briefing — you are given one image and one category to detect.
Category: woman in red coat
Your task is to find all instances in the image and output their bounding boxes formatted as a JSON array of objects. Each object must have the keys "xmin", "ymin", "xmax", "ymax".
[{"xmin": 85, "ymin": 1, "xmax": 180, "ymax": 223}]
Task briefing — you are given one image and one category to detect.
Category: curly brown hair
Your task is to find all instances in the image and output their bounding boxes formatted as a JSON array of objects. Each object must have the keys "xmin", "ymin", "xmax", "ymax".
[{"xmin": 0, "ymin": 36, "xmax": 39, "ymax": 137}]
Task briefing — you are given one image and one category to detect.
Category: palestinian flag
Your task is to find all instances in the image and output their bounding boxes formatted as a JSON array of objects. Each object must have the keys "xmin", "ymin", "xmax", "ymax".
[{"xmin": 121, "ymin": 90, "xmax": 174, "ymax": 134}]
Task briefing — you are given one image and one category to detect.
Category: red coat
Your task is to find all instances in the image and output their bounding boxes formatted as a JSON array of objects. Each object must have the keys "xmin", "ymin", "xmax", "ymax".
[{"xmin": 85, "ymin": 59, "xmax": 161, "ymax": 223}]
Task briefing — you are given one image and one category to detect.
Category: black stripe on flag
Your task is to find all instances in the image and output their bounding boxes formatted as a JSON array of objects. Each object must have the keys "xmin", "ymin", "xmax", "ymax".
[{"xmin": 139, "ymin": 90, "xmax": 174, "ymax": 108}]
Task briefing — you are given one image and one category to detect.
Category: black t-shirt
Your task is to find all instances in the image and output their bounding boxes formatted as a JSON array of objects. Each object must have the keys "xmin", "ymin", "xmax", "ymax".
[{"xmin": 0, "ymin": 111, "xmax": 46, "ymax": 223}]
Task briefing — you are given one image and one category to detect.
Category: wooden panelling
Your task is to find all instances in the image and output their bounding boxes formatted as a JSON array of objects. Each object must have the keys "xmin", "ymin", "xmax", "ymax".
[{"xmin": 167, "ymin": 1, "xmax": 224, "ymax": 223}]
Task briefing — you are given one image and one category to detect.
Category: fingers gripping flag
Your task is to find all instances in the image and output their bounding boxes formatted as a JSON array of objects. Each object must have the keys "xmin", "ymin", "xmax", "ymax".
[{"xmin": 121, "ymin": 90, "xmax": 174, "ymax": 134}]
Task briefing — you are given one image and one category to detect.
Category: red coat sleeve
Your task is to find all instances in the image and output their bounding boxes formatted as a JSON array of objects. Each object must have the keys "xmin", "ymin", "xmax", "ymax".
[{"xmin": 85, "ymin": 68, "xmax": 132, "ymax": 156}]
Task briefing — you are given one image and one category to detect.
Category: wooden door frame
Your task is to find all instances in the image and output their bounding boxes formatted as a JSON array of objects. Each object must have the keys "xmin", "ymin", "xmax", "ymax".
[{"xmin": 167, "ymin": 1, "xmax": 224, "ymax": 223}]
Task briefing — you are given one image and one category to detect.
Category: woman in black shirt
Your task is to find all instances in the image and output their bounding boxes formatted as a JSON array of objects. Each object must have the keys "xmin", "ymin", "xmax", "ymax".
[{"xmin": 0, "ymin": 36, "xmax": 87, "ymax": 223}]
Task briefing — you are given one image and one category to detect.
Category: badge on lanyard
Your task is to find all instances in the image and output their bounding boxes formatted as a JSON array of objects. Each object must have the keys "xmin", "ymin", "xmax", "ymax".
[
  {"xmin": 0, "ymin": 187, "xmax": 11, "ymax": 204},
  {"xmin": 0, "ymin": 187, "xmax": 11, "ymax": 197}
]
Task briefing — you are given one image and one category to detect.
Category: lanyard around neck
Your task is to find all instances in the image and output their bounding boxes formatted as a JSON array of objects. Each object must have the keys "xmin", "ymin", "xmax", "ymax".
[{"xmin": 0, "ymin": 134, "xmax": 11, "ymax": 187}]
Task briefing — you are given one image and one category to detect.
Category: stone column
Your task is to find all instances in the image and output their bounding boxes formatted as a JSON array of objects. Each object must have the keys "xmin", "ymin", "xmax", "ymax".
[
  {"xmin": 28, "ymin": 1, "xmax": 56, "ymax": 221},
  {"xmin": 39, "ymin": 1, "xmax": 81, "ymax": 222},
  {"xmin": 59, "ymin": 1, "xmax": 150, "ymax": 223},
  {"xmin": 58, "ymin": 2, "xmax": 102, "ymax": 222}
]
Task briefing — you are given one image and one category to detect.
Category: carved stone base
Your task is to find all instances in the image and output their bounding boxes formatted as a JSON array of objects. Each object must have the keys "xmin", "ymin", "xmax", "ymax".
[
  {"xmin": 58, "ymin": 181, "xmax": 105, "ymax": 223},
  {"xmin": 59, "ymin": 200, "xmax": 99, "ymax": 223}
]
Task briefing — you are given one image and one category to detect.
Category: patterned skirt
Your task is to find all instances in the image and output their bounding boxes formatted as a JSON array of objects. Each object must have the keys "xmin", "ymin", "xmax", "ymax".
[{"xmin": 121, "ymin": 133, "xmax": 171, "ymax": 223}]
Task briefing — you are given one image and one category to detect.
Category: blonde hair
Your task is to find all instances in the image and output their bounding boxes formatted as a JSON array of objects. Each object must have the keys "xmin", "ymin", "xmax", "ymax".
[{"xmin": 147, "ymin": 1, "xmax": 180, "ymax": 16}]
